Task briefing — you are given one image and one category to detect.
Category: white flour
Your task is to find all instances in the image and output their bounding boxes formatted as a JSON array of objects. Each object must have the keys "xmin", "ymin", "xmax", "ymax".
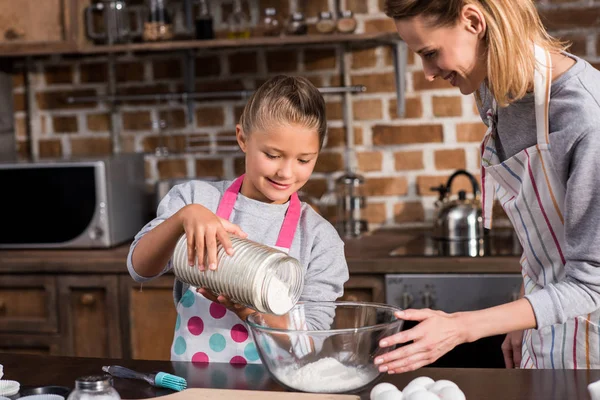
[
  {"xmin": 266, "ymin": 276, "xmax": 294, "ymax": 315},
  {"xmin": 276, "ymin": 357, "xmax": 375, "ymax": 393}
]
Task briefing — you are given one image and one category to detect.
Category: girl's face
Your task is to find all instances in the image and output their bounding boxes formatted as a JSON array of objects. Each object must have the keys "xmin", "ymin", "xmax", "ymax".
[
  {"xmin": 395, "ymin": 5, "xmax": 487, "ymax": 95},
  {"xmin": 236, "ymin": 122, "xmax": 320, "ymax": 204}
]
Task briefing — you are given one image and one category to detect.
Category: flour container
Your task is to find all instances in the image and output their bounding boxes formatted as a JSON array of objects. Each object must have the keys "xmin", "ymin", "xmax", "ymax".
[{"xmin": 172, "ymin": 235, "xmax": 304, "ymax": 315}]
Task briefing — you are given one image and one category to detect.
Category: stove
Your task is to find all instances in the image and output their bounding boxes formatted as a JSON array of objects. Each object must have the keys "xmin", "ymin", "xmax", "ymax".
[{"xmin": 389, "ymin": 229, "xmax": 523, "ymax": 257}]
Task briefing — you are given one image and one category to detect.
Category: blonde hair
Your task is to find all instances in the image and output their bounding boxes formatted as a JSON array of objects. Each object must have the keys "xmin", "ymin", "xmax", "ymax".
[
  {"xmin": 239, "ymin": 75, "xmax": 327, "ymax": 149},
  {"xmin": 385, "ymin": 0, "xmax": 568, "ymax": 107}
]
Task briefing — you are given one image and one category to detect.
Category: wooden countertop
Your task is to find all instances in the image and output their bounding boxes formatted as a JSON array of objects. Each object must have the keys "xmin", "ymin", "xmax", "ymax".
[
  {"xmin": 2, "ymin": 353, "xmax": 597, "ymax": 400},
  {"xmin": 0, "ymin": 230, "xmax": 522, "ymax": 274}
]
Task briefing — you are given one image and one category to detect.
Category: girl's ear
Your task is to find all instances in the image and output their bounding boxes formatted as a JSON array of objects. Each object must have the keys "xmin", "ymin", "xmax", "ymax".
[{"xmin": 236, "ymin": 125, "xmax": 248, "ymax": 152}]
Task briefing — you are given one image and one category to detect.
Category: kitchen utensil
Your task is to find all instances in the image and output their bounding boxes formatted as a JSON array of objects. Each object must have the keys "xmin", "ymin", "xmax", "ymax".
[
  {"xmin": 19, "ymin": 395, "xmax": 65, "ymax": 400},
  {"xmin": 246, "ymin": 301, "xmax": 404, "ymax": 394},
  {"xmin": 172, "ymin": 234, "xmax": 304, "ymax": 315},
  {"xmin": 130, "ymin": 388, "xmax": 360, "ymax": 399},
  {"xmin": 335, "ymin": 172, "xmax": 368, "ymax": 238},
  {"xmin": 430, "ymin": 169, "xmax": 483, "ymax": 241},
  {"xmin": 20, "ymin": 386, "xmax": 71, "ymax": 398},
  {"xmin": 101, "ymin": 366, "xmax": 186, "ymax": 392},
  {"xmin": 85, "ymin": 0, "xmax": 144, "ymax": 44}
]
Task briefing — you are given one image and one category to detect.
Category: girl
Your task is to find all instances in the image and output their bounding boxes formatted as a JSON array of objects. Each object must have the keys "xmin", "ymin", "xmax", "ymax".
[
  {"xmin": 377, "ymin": 0, "xmax": 600, "ymax": 371},
  {"xmin": 127, "ymin": 75, "xmax": 349, "ymax": 364}
]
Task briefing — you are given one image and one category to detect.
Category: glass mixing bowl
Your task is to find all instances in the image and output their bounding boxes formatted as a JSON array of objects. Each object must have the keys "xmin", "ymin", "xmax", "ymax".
[{"xmin": 246, "ymin": 301, "xmax": 404, "ymax": 394}]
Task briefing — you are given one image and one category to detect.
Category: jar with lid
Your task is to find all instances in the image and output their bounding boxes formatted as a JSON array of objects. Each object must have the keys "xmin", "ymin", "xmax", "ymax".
[
  {"xmin": 257, "ymin": 7, "xmax": 281, "ymax": 37},
  {"xmin": 336, "ymin": 10, "xmax": 357, "ymax": 34},
  {"xmin": 67, "ymin": 375, "xmax": 121, "ymax": 400},
  {"xmin": 172, "ymin": 234, "xmax": 304, "ymax": 315},
  {"xmin": 285, "ymin": 12, "xmax": 307, "ymax": 35},
  {"xmin": 227, "ymin": 0, "xmax": 251, "ymax": 39},
  {"xmin": 195, "ymin": 0, "xmax": 214, "ymax": 40},
  {"xmin": 143, "ymin": 0, "xmax": 174, "ymax": 41},
  {"xmin": 335, "ymin": 172, "xmax": 368, "ymax": 238},
  {"xmin": 316, "ymin": 11, "xmax": 336, "ymax": 34}
]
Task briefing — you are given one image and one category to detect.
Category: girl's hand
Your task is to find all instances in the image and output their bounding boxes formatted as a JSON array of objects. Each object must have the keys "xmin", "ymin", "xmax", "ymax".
[
  {"xmin": 502, "ymin": 330, "xmax": 524, "ymax": 368},
  {"xmin": 374, "ymin": 309, "xmax": 468, "ymax": 373},
  {"xmin": 176, "ymin": 204, "xmax": 247, "ymax": 271},
  {"xmin": 196, "ymin": 288, "xmax": 255, "ymax": 321}
]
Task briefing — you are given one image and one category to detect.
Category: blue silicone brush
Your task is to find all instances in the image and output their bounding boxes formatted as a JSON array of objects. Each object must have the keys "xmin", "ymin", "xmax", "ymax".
[{"xmin": 102, "ymin": 365, "xmax": 187, "ymax": 392}]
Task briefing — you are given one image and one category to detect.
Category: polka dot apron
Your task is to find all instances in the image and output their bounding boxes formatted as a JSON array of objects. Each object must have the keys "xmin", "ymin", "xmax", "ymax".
[{"xmin": 170, "ymin": 174, "xmax": 301, "ymax": 364}]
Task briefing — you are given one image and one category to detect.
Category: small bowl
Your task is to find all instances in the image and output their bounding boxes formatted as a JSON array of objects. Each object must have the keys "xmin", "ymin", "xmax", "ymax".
[
  {"xmin": 19, "ymin": 388, "xmax": 70, "ymax": 398},
  {"xmin": 246, "ymin": 301, "xmax": 403, "ymax": 394}
]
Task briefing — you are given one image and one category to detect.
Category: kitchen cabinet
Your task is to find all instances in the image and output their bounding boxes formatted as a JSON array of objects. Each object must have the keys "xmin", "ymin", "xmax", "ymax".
[
  {"xmin": 0, "ymin": 334, "xmax": 61, "ymax": 355},
  {"xmin": 120, "ymin": 275, "xmax": 177, "ymax": 360},
  {"xmin": 0, "ymin": 0, "xmax": 80, "ymax": 55},
  {"xmin": 58, "ymin": 275, "xmax": 122, "ymax": 358}
]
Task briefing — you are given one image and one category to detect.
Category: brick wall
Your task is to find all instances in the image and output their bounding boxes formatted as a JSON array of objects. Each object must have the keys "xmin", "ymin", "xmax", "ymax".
[{"xmin": 11, "ymin": 0, "xmax": 600, "ymax": 229}]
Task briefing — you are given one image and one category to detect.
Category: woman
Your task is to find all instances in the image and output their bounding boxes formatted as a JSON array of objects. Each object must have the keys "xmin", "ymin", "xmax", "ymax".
[{"xmin": 376, "ymin": 0, "xmax": 600, "ymax": 372}]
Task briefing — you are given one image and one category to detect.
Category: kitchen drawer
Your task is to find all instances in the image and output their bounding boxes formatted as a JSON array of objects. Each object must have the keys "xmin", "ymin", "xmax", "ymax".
[
  {"xmin": 0, "ymin": 333, "xmax": 61, "ymax": 355},
  {"xmin": 0, "ymin": 275, "xmax": 58, "ymax": 333}
]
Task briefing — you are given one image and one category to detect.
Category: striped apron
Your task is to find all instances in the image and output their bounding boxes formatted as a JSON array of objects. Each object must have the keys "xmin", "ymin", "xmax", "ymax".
[{"xmin": 481, "ymin": 45, "xmax": 600, "ymax": 369}]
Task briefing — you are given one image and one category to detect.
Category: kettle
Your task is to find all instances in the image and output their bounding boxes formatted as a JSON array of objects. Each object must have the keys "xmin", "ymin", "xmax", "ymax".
[{"xmin": 431, "ymin": 170, "xmax": 484, "ymax": 241}]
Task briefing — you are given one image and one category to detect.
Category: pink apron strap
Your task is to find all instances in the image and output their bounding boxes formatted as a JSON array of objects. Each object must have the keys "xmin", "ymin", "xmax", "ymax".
[
  {"xmin": 215, "ymin": 174, "xmax": 301, "ymax": 251},
  {"xmin": 215, "ymin": 174, "xmax": 245, "ymax": 219}
]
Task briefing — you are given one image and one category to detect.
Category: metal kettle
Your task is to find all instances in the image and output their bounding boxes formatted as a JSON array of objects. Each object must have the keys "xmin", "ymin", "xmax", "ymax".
[{"xmin": 431, "ymin": 170, "xmax": 483, "ymax": 241}]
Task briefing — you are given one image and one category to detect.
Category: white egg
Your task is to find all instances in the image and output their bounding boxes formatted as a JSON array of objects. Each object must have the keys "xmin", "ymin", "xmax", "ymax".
[
  {"xmin": 370, "ymin": 383, "xmax": 400, "ymax": 400},
  {"xmin": 404, "ymin": 376, "xmax": 435, "ymax": 390},
  {"xmin": 374, "ymin": 389, "xmax": 404, "ymax": 400},
  {"xmin": 402, "ymin": 384, "xmax": 427, "ymax": 397},
  {"xmin": 429, "ymin": 380, "xmax": 459, "ymax": 394},
  {"xmin": 405, "ymin": 391, "xmax": 440, "ymax": 400},
  {"xmin": 436, "ymin": 386, "xmax": 466, "ymax": 400}
]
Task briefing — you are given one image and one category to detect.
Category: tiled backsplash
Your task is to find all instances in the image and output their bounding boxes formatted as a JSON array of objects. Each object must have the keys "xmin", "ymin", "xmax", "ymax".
[{"xmin": 11, "ymin": 0, "xmax": 600, "ymax": 229}]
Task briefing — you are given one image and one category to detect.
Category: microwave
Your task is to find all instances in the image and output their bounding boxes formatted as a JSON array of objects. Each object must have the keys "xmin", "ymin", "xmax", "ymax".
[{"xmin": 0, "ymin": 154, "xmax": 147, "ymax": 248}]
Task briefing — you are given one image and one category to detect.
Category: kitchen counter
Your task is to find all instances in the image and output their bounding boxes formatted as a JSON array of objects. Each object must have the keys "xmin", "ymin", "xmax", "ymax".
[
  {"xmin": 2, "ymin": 353, "xmax": 598, "ymax": 400},
  {"xmin": 0, "ymin": 229, "xmax": 522, "ymax": 274}
]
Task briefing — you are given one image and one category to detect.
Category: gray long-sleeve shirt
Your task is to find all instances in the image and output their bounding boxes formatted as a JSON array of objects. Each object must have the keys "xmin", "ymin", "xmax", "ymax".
[
  {"xmin": 127, "ymin": 180, "xmax": 349, "ymax": 308},
  {"xmin": 477, "ymin": 54, "xmax": 600, "ymax": 329}
]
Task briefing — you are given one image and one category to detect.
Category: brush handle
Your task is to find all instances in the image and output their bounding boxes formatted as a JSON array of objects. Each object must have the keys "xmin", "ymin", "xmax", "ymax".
[{"xmin": 102, "ymin": 365, "xmax": 155, "ymax": 386}]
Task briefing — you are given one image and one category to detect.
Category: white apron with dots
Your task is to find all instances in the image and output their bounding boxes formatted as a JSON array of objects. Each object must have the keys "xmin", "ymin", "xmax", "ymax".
[
  {"xmin": 170, "ymin": 174, "xmax": 301, "ymax": 364},
  {"xmin": 480, "ymin": 45, "xmax": 600, "ymax": 368}
]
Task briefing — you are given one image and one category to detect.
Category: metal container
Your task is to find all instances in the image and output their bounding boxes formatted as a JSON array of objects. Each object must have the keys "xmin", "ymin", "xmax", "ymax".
[
  {"xmin": 431, "ymin": 170, "xmax": 483, "ymax": 241},
  {"xmin": 172, "ymin": 234, "xmax": 304, "ymax": 315}
]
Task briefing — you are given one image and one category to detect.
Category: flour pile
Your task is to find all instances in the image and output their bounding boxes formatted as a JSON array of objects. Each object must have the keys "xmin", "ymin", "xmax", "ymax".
[{"xmin": 276, "ymin": 357, "xmax": 376, "ymax": 392}]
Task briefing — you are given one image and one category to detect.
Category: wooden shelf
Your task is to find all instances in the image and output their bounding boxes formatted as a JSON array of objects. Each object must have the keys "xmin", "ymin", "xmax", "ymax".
[{"xmin": 0, "ymin": 32, "xmax": 400, "ymax": 58}]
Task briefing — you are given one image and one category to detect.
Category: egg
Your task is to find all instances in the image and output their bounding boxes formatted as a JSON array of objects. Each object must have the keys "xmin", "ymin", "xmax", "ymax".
[
  {"xmin": 405, "ymin": 391, "xmax": 440, "ymax": 400},
  {"xmin": 373, "ymin": 389, "xmax": 404, "ymax": 400},
  {"xmin": 429, "ymin": 380, "xmax": 459, "ymax": 394},
  {"xmin": 404, "ymin": 376, "xmax": 435, "ymax": 391},
  {"xmin": 370, "ymin": 383, "xmax": 400, "ymax": 400},
  {"xmin": 402, "ymin": 384, "xmax": 427, "ymax": 397},
  {"xmin": 436, "ymin": 386, "xmax": 466, "ymax": 400}
]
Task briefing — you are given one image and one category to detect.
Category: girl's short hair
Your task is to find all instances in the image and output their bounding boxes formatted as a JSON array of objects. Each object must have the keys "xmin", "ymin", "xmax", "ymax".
[
  {"xmin": 385, "ymin": 0, "xmax": 568, "ymax": 107},
  {"xmin": 239, "ymin": 75, "xmax": 327, "ymax": 149}
]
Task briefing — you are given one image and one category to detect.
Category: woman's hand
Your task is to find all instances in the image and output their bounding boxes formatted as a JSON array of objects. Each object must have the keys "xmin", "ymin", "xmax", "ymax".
[
  {"xmin": 196, "ymin": 288, "xmax": 255, "ymax": 321},
  {"xmin": 502, "ymin": 330, "xmax": 524, "ymax": 368},
  {"xmin": 374, "ymin": 309, "xmax": 468, "ymax": 374},
  {"xmin": 176, "ymin": 204, "xmax": 247, "ymax": 270}
]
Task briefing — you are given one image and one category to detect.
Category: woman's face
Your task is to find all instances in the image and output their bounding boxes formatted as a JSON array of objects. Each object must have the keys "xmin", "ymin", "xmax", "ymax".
[{"xmin": 395, "ymin": 6, "xmax": 488, "ymax": 95}]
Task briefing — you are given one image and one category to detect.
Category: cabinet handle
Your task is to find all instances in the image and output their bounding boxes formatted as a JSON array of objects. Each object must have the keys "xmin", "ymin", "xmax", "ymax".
[
  {"xmin": 345, "ymin": 295, "xmax": 359, "ymax": 302},
  {"xmin": 4, "ymin": 28, "xmax": 25, "ymax": 40},
  {"xmin": 80, "ymin": 293, "xmax": 97, "ymax": 306},
  {"xmin": 0, "ymin": 299, "xmax": 6, "ymax": 313}
]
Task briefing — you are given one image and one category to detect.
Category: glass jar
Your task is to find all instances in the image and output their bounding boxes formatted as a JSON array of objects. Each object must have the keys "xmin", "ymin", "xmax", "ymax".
[
  {"xmin": 316, "ymin": 11, "xmax": 336, "ymax": 34},
  {"xmin": 258, "ymin": 7, "xmax": 281, "ymax": 37},
  {"xmin": 67, "ymin": 376, "xmax": 121, "ymax": 400},
  {"xmin": 336, "ymin": 10, "xmax": 357, "ymax": 34},
  {"xmin": 335, "ymin": 172, "xmax": 368, "ymax": 238},
  {"xmin": 285, "ymin": 12, "xmax": 307, "ymax": 35},
  {"xmin": 227, "ymin": 0, "xmax": 251, "ymax": 39},
  {"xmin": 172, "ymin": 234, "xmax": 304, "ymax": 315},
  {"xmin": 143, "ymin": 0, "xmax": 174, "ymax": 41},
  {"xmin": 195, "ymin": 0, "xmax": 214, "ymax": 39}
]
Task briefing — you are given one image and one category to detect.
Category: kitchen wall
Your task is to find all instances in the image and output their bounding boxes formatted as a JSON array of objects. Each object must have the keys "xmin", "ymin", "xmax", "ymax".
[{"xmin": 10, "ymin": 0, "xmax": 600, "ymax": 229}]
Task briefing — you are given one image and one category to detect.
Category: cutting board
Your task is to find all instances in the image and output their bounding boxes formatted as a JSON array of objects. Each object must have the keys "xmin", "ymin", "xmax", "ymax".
[{"xmin": 131, "ymin": 388, "xmax": 360, "ymax": 400}]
